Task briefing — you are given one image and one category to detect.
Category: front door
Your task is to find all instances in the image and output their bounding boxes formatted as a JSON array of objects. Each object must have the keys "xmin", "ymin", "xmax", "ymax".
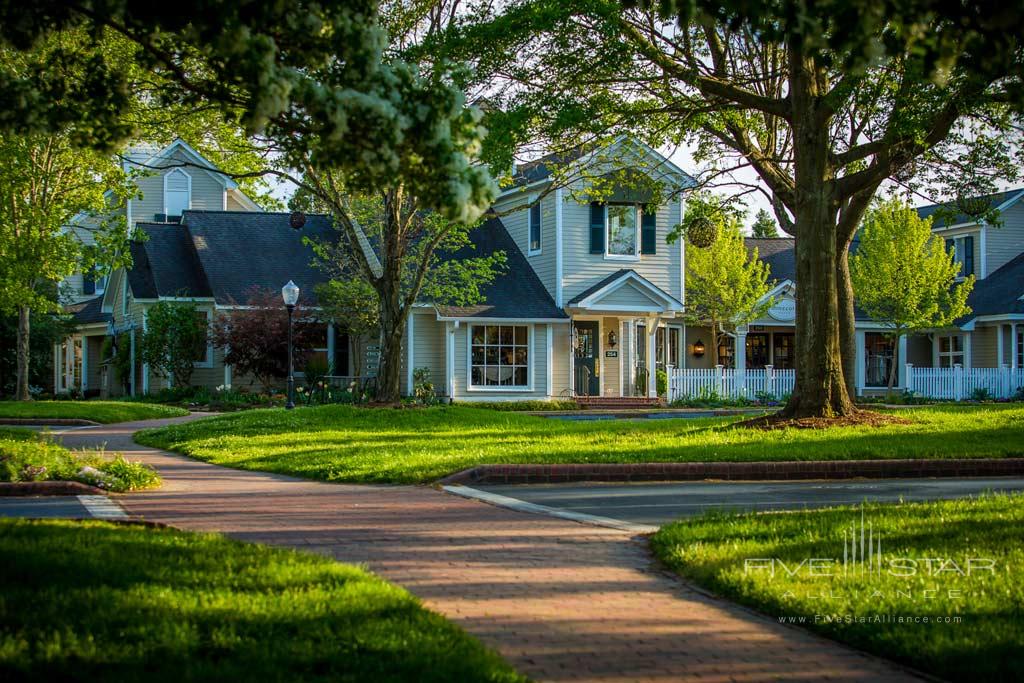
[{"xmin": 573, "ymin": 321, "xmax": 600, "ymax": 396}]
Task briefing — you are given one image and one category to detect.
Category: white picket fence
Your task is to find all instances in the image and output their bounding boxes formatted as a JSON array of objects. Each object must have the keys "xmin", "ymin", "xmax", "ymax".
[
  {"xmin": 906, "ymin": 364, "xmax": 1024, "ymax": 400},
  {"xmin": 668, "ymin": 365, "xmax": 796, "ymax": 402}
]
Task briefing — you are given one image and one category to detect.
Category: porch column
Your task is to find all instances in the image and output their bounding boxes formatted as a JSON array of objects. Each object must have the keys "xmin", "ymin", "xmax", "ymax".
[
  {"xmin": 223, "ymin": 362, "xmax": 232, "ymax": 390},
  {"xmin": 897, "ymin": 334, "xmax": 908, "ymax": 388},
  {"xmin": 997, "ymin": 324, "xmax": 1005, "ymax": 366},
  {"xmin": 129, "ymin": 327, "xmax": 136, "ymax": 397},
  {"xmin": 446, "ymin": 322, "xmax": 456, "ymax": 399},
  {"xmin": 53, "ymin": 343, "xmax": 61, "ymax": 393},
  {"xmin": 1012, "ymin": 324, "xmax": 1019, "ymax": 370},
  {"xmin": 646, "ymin": 319, "xmax": 657, "ymax": 398},
  {"xmin": 81, "ymin": 337, "xmax": 89, "ymax": 392},
  {"xmin": 855, "ymin": 330, "xmax": 866, "ymax": 396},
  {"xmin": 142, "ymin": 310, "xmax": 150, "ymax": 395},
  {"xmin": 327, "ymin": 323, "xmax": 335, "ymax": 372},
  {"xmin": 963, "ymin": 331, "xmax": 972, "ymax": 370},
  {"xmin": 568, "ymin": 320, "xmax": 575, "ymax": 396},
  {"xmin": 406, "ymin": 314, "xmax": 414, "ymax": 396},
  {"xmin": 735, "ymin": 326, "xmax": 747, "ymax": 396},
  {"xmin": 546, "ymin": 324, "xmax": 553, "ymax": 398}
]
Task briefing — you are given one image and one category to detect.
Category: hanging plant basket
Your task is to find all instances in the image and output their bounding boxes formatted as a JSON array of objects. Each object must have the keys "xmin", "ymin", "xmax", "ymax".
[{"xmin": 686, "ymin": 216, "xmax": 718, "ymax": 248}]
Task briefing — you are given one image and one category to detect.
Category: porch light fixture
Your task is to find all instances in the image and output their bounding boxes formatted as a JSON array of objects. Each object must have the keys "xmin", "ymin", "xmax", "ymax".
[
  {"xmin": 608, "ymin": 330, "xmax": 618, "ymax": 348},
  {"xmin": 281, "ymin": 280, "xmax": 300, "ymax": 409},
  {"xmin": 691, "ymin": 339, "xmax": 705, "ymax": 357}
]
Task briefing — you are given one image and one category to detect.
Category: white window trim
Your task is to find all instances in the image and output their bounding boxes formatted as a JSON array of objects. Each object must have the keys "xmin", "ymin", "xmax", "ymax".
[
  {"xmin": 604, "ymin": 203, "xmax": 641, "ymax": 261},
  {"xmin": 163, "ymin": 167, "xmax": 193, "ymax": 217},
  {"xmin": 936, "ymin": 333, "xmax": 964, "ymax": 367},
  {"xmin": 194, "ymin": 309, "xmax": 214, "ymax": 368},
  {"xmin": 528, "ymin": 198, "xmax": 542, "ymax": 256},
  {"xmin": 466, "ymin": 323, "xmax": 535, "ymax": 392}
]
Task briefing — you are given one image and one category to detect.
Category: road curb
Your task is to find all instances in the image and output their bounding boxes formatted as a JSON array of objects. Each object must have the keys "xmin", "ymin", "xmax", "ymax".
[
  {"xmin": 0, "ymin": 481, "xmax": 106, "ymax": 496},
  {"xmin": 438, "ymin": 458, "xmax": 1024, "ymax": 485},
  {"xmin": 0, "ymin": 418, "xmax": 101, "ymax": 426}
]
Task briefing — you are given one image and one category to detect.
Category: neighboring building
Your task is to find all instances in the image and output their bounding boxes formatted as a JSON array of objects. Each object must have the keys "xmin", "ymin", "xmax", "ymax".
[{"xmin": 56, "ymin": 137, "xmax": 1024, "ymax": 401}]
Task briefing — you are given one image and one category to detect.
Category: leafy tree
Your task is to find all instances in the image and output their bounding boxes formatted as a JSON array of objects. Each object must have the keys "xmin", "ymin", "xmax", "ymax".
[
  {"xmin": 139, "ymin": 301, "xmax": 209, "ymax": 388},
  {"xmin": 850, "ymin": 199, "xmax": 973, "ymax": 394},
  {"xmin": 0, "ymin": 307, "xmax": 75, "ymax": 397},
  {"xmin": 209, "ymin": 289, "xmax": 318, "ymax": 393},
  {"xmin": 680, "ymin": 195, "xmax": 773, "ymax": 366},
  {"xmin": 314, "ymin": 280, "xmax": 380, "ymax": 378},
  {"xmin": 751, "ymin": 209, "xmax": 779, "ymax": 239},
  {"xmin": 443, "ymin": 0, "xmax": 1022, "ymax": 417}
]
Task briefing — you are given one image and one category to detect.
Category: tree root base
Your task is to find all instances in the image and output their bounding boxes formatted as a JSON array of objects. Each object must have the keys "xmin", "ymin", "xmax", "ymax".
[{"xmin": 736, "ymin": 409, "xmax": 911, "ymax": 430}]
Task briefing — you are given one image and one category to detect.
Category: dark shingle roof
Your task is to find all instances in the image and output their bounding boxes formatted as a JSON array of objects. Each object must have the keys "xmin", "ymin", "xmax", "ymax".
[
  {"xmin": 746, "ymin": 238, "xmax": 796, "ymax": 282},
  {"xmin": 915, "ymin": 189, "xmax": 1024, "ymax": 229},
  {"xmin": 65, "ymin": 296, "xmax": 110, "ymax": 324},
  {"xmin": 964, "ymin": 252, "xmax": 1024, "ymax": 318},
  {"xmin": 182, "ymin": 211, "xmax": 336, "ymax": 305},
  {"xmin": 127, "ymin": 213, "xmax": 337, "ymax": 305},
  {"xmin": 434, "ymin": 216, "xmax": 567, "ymax": 319},
  {"xmin": 130, "ymin": 223, "xmax": 212, "ymax": 299}
]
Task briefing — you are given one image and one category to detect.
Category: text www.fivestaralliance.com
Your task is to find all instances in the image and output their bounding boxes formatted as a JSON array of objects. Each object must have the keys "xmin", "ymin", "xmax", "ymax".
[{"xmin": 780, "ymin": 614, "xmax": 962, "ymax": 625}]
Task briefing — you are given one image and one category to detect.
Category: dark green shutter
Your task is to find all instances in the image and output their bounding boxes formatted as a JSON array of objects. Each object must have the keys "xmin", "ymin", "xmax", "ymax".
[
  {"xmin": 589, "ymin": 202, "xmax": 605, "ymax": 254},
  {"xmin": 641, "ymin": 205, "xmax": 657, "ymax": 254},
  {"xmin": 963, "ymin": 235, "xmax": 974, "ymax": 276},
  {"xmin": 82, "ymin": 270, "xmax": 95, "ymax": 295}
]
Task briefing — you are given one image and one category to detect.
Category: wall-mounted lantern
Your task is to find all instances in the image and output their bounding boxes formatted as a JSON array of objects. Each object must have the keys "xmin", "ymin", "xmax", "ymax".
[
  {"xmin": 690, "ymin": 339, "xmax": 706, "ymax": 357},
  {"xmin": 608, "ymin": 330, "xmax": 618, "ymax": 348}
]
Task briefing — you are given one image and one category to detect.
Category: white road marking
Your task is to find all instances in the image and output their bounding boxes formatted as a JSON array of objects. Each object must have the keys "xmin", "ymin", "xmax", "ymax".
[
  {"xmin": 77, "ymin": 495, "xmax": 129, "ymax": 520},
  {"xmin": 443, "ymin": 485, "xmax": 658, "ymax": 534}
]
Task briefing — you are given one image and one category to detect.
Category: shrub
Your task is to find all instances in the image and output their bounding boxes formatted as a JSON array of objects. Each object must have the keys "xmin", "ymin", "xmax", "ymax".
[
  {"xmin": 656, "ymin": 369, "xmax": 668, "ymax": 397},
  {"xmin": 139, "ymin": 301, "xmax": 209, "ymax": 386},
  {"xmin": 0, "ymin": 432, "xmax": 159, "ymax": 492},
  {"xmin": 413, "ymin": 367, "xmax": 435, "ymax": 404},
  {"xmin": 970, "ymin": 387, "xmax": 995, "ymax": 402}
]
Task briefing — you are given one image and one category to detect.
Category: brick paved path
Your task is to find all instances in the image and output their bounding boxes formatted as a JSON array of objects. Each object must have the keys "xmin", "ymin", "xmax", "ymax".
[{"xmin": 61, "ymin": 415, "xmax": 918, "ymax": 683}]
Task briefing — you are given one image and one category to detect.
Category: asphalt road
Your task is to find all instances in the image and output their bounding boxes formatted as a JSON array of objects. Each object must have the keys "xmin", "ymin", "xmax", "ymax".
[
  {"xmin": 0, "ymin": 497, "xmax": 94, "ymax": 519},
  {"xmin": 478, "ymin": 477, "xmax": 1024, "ymax": 526}
]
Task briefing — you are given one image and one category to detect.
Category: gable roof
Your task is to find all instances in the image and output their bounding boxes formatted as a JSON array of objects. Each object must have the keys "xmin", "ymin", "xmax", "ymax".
[
  {"xmin": 434, "ymin": 216, "xmax": 567, "ymax": 320},
  {"xmin": 127, "ymin": 212, "xmax": 337, "ymax": 305},
  {"xmin": 915, "ymin": 188, "xmax": 1024, "ymax": 229},
  {"xmin": 567, "ymin": 269, "xmax": 683, "ymax": 311},
  {"xmin": 746, "ymin": 237, "xmax": 796, "ymax": 283},
  {"xmin": 66, "ymin": 296, "xmax": 110, "ymax": 325},
  {"xmin": 964, "ymin": 252, "xmax": 1024, "ymax": 319}
]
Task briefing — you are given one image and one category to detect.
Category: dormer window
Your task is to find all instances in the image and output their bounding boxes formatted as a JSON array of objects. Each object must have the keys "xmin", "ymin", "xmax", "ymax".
[
  {"xmin": 944, "ymin": 235, "xmax": 974, "ymax": 277},
  {"xmin": 164, "ymin": 168, "xmax": 192, "ymax": 220}
]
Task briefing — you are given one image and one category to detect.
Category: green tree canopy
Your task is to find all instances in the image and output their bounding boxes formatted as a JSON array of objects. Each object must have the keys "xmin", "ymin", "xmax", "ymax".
[
  {"xmin": 681, "ymin": 195, "xmax": 773, "ymax": 366},
  {"xmin": 850, "ymin": 199, "xmax": 973, "ymax": 391},
  {"xmin": 139, "ymin": 301, "xmax": 210, "ymax": 388},
  {"xmin": 751, "ymin": 209, "xmax": 779, "ymax": 239}
]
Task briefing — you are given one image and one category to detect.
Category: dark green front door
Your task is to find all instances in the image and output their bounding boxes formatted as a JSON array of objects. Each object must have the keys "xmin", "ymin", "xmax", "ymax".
[{"xmin": 573, "ymin": 321, "xmax": 600, "ymax": 396}]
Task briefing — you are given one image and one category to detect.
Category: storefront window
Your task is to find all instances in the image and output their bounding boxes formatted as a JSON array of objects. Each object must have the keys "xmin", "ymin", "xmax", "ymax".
[
  {"xmin": 746, "ymin": 333, "xmax": 770, "ymax": 369},
  {"xmin": 772, "ymin": 333, "xmax": 795, "ymax": 369}
]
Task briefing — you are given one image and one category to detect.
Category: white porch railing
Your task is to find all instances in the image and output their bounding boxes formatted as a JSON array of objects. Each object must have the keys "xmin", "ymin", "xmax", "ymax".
[
  {"xmin": 906, "ymin": 364, "xmax": 1024, "ymax": 400},
  {"xmin": 668, "ymin": 365, "xmax": 795, "ymax": 402}
]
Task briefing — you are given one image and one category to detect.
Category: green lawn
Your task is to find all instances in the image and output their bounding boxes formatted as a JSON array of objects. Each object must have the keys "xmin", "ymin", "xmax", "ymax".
[
  {"xmin": 0, "ymin": 400, "xmax": 188, "ymax": 423},
  {"xmin": 650, "ymin": 495, "xmax": 1024, "ymax": 682},
  {"xmin": 0, "ymin": 520, "xmax": 523, "ymax": 683},
  {"xmin": 135, "ymin": 403, "xmax": 1024, "ymax": 484},
  {"xmin": 0, "ymin": 429, "xmax": 159, "ymax": 492}
]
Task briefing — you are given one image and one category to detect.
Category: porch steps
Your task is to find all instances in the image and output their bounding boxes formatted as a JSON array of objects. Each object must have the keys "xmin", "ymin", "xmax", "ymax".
[{"xmin": 575, "ymin": 396, "xmax": 665, "ymax": 410}]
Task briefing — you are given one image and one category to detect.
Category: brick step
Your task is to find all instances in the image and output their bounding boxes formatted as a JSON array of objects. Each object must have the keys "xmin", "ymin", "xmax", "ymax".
[{"xmin": 575, "ymin": 397, "xmax": 665, "ymax": 409}]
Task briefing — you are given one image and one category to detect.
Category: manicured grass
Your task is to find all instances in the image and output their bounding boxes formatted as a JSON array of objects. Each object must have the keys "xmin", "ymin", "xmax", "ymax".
[
  {"xmin": 0, "ymin": 430, "xmax": 160, "ymax": 492},
  {"xmin": 136, "ymin": 403, "xmax": 1024, "ymax": 484},
  {"xmin": 650, "ymin": 495, "xmax": 1024, "ymax": 681},
  {"xmin": 0, "ymin": 520, "xmax": 522, "ymax": 682},
  {"xmin": 0, "ymin": 400, "xmax": 187, "ymax": 423}
]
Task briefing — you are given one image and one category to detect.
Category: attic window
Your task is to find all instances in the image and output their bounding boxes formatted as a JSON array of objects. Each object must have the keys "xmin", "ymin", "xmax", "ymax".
[{"xmin": 164, "ymin": 168, "xmax": 191, "ymax": 220}]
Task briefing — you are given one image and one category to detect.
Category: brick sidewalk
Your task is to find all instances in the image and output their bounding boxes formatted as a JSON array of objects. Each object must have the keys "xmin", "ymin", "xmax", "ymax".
[{"xmin": 60, "ymin": 415, "xmax": 918, "ymax": 683}]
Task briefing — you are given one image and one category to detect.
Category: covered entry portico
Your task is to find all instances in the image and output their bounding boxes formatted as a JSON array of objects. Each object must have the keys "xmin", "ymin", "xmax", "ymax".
[{"xmin": 565, "ymin": 270, "xmax": 683, "ymax": 398}]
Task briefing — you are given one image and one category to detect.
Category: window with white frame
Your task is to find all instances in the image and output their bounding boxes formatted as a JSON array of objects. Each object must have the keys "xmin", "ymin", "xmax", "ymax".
[
  {"xmin": 606, "ymin": 204, "xmax": 638, "ymax": 257},
  {"xmin": 937, "ymin": 334, "xmax": 964, "ymax": 367},
  {"xmin": 944, "ymin": 235, "xmax": 975, "ymax": 277},
  {"xmin": 164, "ymin": 168, "xmax": 191, "ymax": 219},
  {"xmin": 470, "ymin": 325, "xmax": 529, "ymax": 388},
  {"xmin": 528, "ymin": 202, "xmax": 541, "ymax": 254}
]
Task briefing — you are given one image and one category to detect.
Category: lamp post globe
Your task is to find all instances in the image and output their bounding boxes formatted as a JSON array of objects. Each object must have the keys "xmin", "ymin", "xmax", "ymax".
[{"xmin": 281, "ymin": 280, "xmax": 300, "ymax": 409}]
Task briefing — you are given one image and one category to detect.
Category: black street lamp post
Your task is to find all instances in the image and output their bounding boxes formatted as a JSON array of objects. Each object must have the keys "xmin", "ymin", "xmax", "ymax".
[{"xmin": 281, "ymin": 280, "xmax": 300, "ymax": 410}]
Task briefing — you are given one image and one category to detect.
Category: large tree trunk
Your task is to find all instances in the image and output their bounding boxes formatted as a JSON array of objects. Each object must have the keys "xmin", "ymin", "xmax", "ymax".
[
  {"xmin": 779, "ymin": 44, "xmax": 855, "ymax": 419},
  {"xmin": 374, "ymin": 266, "xmax": 406, "ymax": 404},
  {"xmin": 15, "ymin": 306, "xmax": 32, "ymax": 401}
]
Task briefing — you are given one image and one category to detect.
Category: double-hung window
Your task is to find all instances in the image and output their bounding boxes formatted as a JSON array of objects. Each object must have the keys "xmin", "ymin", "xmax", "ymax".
[
  {"xmin": 937, "ymin": 334, "xmax": 964, "ymax": 368},
  {"xmin": 469, "ymin": 325, "xmax": 530, "ymax": 389},
  {"xmin": 606, "ymin": 204, "xmax": 639, "ymax": 258},
  {"xmin": 944, "ymin": 235, "xmax": 975, "ymax": 278},
  {"xmin": 528, "ymin": 202, "xmax": 541, "ymax": 254}
]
